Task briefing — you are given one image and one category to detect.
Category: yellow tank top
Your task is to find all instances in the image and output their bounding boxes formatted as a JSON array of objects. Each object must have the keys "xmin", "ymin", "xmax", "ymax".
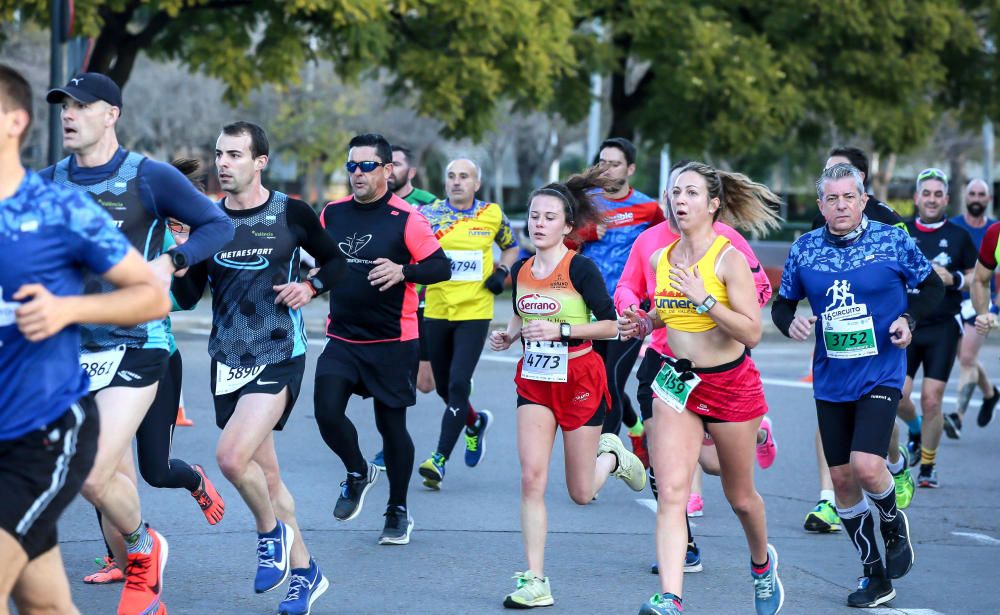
[{"xmin": 653, "ymin": 235, "xmax": 732, "ymax": 332}]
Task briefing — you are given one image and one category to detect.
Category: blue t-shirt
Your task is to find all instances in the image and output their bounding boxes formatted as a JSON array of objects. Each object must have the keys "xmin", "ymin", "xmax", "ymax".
[
  {"xmin": 581, "ymin": 188, "xmax": 663, "ymax": 296},
  {"xmin": 950, "ymin": 214, "xmax": 997, "ymax": 299},
  {"xmin": 779, "ymin": 221, "xmax": 932, "ymax": 402},
  {"xmin": 0, "ymin": 169, "xmax": 130, "ymax": 440}
]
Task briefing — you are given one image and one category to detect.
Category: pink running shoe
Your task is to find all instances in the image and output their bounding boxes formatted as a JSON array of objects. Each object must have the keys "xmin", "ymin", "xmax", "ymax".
[
  {"xmin": 686, "ymin": 493, "xmax": 704, "ymax": 517},
  {"xmin": 756, "ymin": 416, "xmax": 777, "ymax": 469}
]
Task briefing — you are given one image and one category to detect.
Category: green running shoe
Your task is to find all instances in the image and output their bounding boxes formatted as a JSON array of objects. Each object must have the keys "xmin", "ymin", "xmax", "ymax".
[
  {"xmin": 598, "ymin": 433, "xmax": 647, "ymax": 491},
  {"xmin": 418, "ymin": 452, "xmax": 446, "ymax": 490},
  {"xmin": 503, "ymin": 571, "xmax": 553, "ymax": 609},
  {"xmin": 892, "ymin": 447, "xmax": 915, "ymax": 509},
  {"xmin": 803, "ymin": 499, "xmax": 841, "ymax": 532}
]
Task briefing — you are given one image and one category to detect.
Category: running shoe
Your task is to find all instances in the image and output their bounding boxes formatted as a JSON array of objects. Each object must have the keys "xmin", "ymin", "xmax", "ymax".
[
  {"xmin": 883, "ymin": 510, "xmax": 914, "ymax": 580},
  {"xmin": 503, "ymin": 571, "xmax": 553, "ymax": 608},
  {"xmin": 599, "ymin": 433, "xmax": 647, "ymax": 491},
  {"xmin": 278, "ymin": 558, "xmax": 329, "ymax": 615},
  {"xmin": 118, "ymin": 527, "xmax": 168, "ymax": 615},
  {"xmin": 191, "ymin": 464, "xmax": 225, "ymax": 525},
  {"xmin": 943, "ymin": 412, "xmax": 962, "ymax": 440},
  {"xmin": 978, "ymin": 386, "xmax": 999, "ymax": 427},
  {"xmin": 650, "ymin": 542, "xmax": 702, "ymax": 574},
  {"xmin": 639, "ymin": 593, "xmax": 683, "ymax": 614},
  {"xmin": 370, "ymin": 450, "xmax": 386, "ymax": 471},
  {"xmin": 917, "ymin": 465, "xmax": 939, "ymax": 488},
  {"xmin": 892, "ymin": 466, "xmax": 915, "ymax": 510},
  {"xmin": 84, "ymin": 556, "xmax": 124, "ymax": 584},
  {"xmin": 334, "ymin": 463, "xmax": 379, "ymax": 521},
  {"xmin": 418, "ymin": 452, "xmax": 447, "ymax": 490},
  {"xmin": 906, "ymin": 432, "xmax": 921, "ymax": 467},
  {"xmin": 751, "ymin": 544, "xmax": 784, "ymax": 615},
  {"xmin": 686, "ymin": 493, "xmax": 704, "ymax": 518},
  {"xmin": 847, "ymin": 573, "xmax": 895, "ymax": 608},
  {"xmin": 629, "ymin": 433, "xmax": 650, "ymax": 469},
  {"xmin": 803, "ymin": 500, "xmax": 841, "ymax": 532},
  {"xmin": 755, "ymin": 416, "xmax": 777, "ymax": 469},
  {"xmin": 255, "ymin": 520, "xmax": 295, "ymax": 594},
  {"xmin": 465, "ymin": 409, "xmax": 493, "ymax": 467},
  {"xmin": 378, "ymin": 506, "xmax": 414, "ymax": 545}
]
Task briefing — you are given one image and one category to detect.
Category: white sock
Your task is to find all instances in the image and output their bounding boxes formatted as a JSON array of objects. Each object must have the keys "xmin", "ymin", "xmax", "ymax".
[
  {"xmin": 886, "ymin": 454, "xmax": 905, "ymax": 475},
  {"xmin": 820, "ymin": 489, "xmax": 835, "ymax": 503}
]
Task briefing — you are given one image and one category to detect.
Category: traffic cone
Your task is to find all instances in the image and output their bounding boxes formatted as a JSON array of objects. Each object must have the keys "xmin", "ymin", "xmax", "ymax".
[{"xmin": 176, "ymin": 391, "xmax": 194, "ymax": 426}]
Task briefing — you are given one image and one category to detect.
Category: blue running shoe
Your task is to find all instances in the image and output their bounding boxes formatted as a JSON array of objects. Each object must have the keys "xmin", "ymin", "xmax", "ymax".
[
  {"xmin": 254, "ymin": 520, "xmax": 295, "ymax": 594},
  {"xmin": 650, "ymin": 542, "xmax": 702, "ymax": 574},
  {"xmin": 751, "ymin": 544, "xmax": 784, "ymax": 615},
  {"xmin": 278, "ymin": 558, "xmax": 329, "ymax": 615},
  {"xmin": 639, "ymin": 593, "xmax": 683, "ymax": 614},
  {"xmin": 371, "ymin": 450, "xmax": 386, "ymax": 471},
  {"xmin": 465, "ymin": 409, "xmax": 493, "ymax": 467},
  {"xmin": 418, "ymin": 453, "xmax": 446, "ymax": 490}
]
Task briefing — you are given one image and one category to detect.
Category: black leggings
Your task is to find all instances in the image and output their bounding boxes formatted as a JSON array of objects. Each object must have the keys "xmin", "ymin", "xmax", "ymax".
[
  {"xmin": 135, "ymin": 350, "xmax": 200, "ymax": 491},
  {"xmin": 424, "ymin": 318, "xmax": 490, "ymax": 459},
  {"xmin": 314, "ymin": 374, "xmax": 413, "ymax": 508},
  {"xmin": 596, "ymin": 337, "xmax": 642, "ymax": 434}
]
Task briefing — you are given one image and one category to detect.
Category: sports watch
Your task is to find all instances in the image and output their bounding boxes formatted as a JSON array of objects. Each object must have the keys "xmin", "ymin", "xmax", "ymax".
[
  {"xmin": 169, "ymin": 249, "xmax": 188, "ymax": 271},
  {"xmin": 695, "ymin": 295, "xmax": 718, "ymax": 314},
  {"xmin": 306, "ymin": 276, "xmax": 324, "ymax": 296},
  {"xmin": 560, "ymin": 323, "xmax": 572, "ymax": 343}
]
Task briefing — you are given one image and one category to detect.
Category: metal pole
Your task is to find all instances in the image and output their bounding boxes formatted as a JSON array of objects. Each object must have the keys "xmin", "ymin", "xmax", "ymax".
[
  {"xmin": 586, "ymin": 73, "xmax": 601, "ymax": 164},
  {"xmin": 48, "ymin": 0, "xmax": 64, "ymax": 166},
  {"xmin": 984, "ymin": 118, "xmax": 995, "ymax": 218},
  {"xmin": 658, "ymin": 144, "xmax": 671, "ymax": 199}
]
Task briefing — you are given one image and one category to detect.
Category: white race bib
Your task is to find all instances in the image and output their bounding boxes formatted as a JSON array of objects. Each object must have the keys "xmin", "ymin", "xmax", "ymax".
[
  {"xmin": 446, "ymin": 250, "xmax": 483, "ymax": 282},
  {"xmin": 961, "ymin": 299, "xmax": 976, "ymax": 321},
  {"xmin": 522, "ymin": 341, "xmax": 569, "ymax": 382},
  {"xmin": 0, "ymin": 299, "xmax": 18, "ymax": 327},
  {"xmin": 651, "ymin": 361, "xmax": 702, "ymax": 414},
  {"xmin": 822, "ymin": 316, "xmax": 878, "ymax": 359},
  {"xmin": 215, "ymin": 362, "xmax": 266, "ymax": 396},
  {"xmin": 80, "ymin": 345, "xmax": 127, "ymax": 392}
]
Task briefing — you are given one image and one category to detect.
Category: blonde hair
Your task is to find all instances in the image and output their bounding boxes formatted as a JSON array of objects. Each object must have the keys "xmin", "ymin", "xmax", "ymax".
[{"xmin": 671, "ymin": 162, "xmax": 782, "ymax": 238}]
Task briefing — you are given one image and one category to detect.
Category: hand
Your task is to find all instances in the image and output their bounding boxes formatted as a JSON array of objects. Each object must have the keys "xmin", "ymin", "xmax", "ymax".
[
  {"xmin": 489, "ymin": 329, "xmax": 514, "ymax": 351},
  {"xmin": 889, "ymin": 317, "xmax": 912, "ymax": 348},
  {"xmin": 13, "ymin": 284, "xmax": 71, "ymax": 341},
  {"xmin": 788, "ymin": 315, "xmax": 817, "ymax": 341},
  {"xmin": 521, "ymin": 319, "xmax": 560, "ymax": 342},
  {"xmin": 150, "ymin": 254, "xmax": 180, "ymax": 285},
  {"xmin": 931, "ymin": 264, "xmax": 953, "ymax": 288},
  {"xmin": 484, "ymin": 267, "xmax": 507, "ymax": 295},
  {"xmin": 368, "ymin": 258, "xmax": 405, "ymax": 291},
  {"xmin": 618, "ymin": 307, "xmax": 653, "ymax": 341},
  {"xmin": 596, "ymin": 223, "xmax": 608, "ymax": 240},
  {"xmin": 668, "ymin": 264, "xmax": 708, "ymax": 304},
  {"xmin": 975, "ymin": 312, "xmax": 998, "ymax": 336},
  {"xmin": 273, "ymin": 282, "xmax": 314, "ymax": 309}
]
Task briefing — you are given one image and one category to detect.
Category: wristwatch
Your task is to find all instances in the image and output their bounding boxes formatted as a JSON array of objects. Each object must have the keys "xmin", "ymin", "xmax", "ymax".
[
  {"xmin": 560, "ymin": 323, "xmax": 572, "ymax": 343},
  {"xmin": 901, "ymin": 312, "xmax": 916, "ymax": 331},
  {"xmin": 695, "ymin": 295, "xmax": 718, "ymax": 314},
  {"xmin": 168, "ymin": 249, "xmax": 188, "ymax": 271},
  {"xmin": 306, "ymin": 276, "xmax": 324, "ymax": 296}
]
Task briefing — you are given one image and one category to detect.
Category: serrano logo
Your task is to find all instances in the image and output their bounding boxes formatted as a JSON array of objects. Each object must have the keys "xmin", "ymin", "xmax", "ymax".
[{"xmin": 517, "ymin": 293, "xmax": 561, "ymax": 316}]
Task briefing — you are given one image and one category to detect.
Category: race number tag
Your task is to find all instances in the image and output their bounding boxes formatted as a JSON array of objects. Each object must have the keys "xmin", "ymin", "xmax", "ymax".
[
  {"xmin": 651, "ymin": 361, "xmax": 701, "ymax": 414},
  {"xmin": 961, "ymin": 299, "xmax": 976, "ymax": 321},
  {"xmin": 0, "ymin": 294, "xmax": 18, "ymax": 327},
  {"xmin": 215, "ymin": 362, "xmax": 265, "ymax": 396},
  {"xmin": 522, "ymin": 341, "xmax": 569, "ymax": 382},
  {"xmin": 80, "ymin": 345, "xmax": 127, "ymax": 392},
  {"xmin": 823, "ymin": 316, "xmax": 878, "ymax": 359},
  {"xmin": 446, "ymin": 250, "xmax": 483, "ymax": 282}
]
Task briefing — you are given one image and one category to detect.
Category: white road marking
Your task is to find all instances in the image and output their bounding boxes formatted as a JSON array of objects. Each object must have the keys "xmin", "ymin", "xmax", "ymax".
[
  {"xmin": 952, "ymin": 531, "xmax": 1000, "ymax": 546},
  {"xmin": 870, "ymin": 609, "xmax": 945, "ymax": 615}
]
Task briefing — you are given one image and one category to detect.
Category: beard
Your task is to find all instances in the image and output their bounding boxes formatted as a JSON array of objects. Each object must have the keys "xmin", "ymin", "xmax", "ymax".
[{"xmin": 968, "ymin": 202, "xmax": 987, "ymax": 217}]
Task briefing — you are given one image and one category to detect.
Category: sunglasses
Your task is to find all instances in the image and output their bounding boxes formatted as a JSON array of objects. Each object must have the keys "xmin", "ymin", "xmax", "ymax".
[
  {"xmin": 917, "ymin": 168, "xmax": 948, "ymax": 184},
  {"xmin": 167, "ymin": 221, "xmax": 189, "ymax": 234},
  {"xmin": 345, "ymin": 160, "xmax": 386, "ymax": 174}
]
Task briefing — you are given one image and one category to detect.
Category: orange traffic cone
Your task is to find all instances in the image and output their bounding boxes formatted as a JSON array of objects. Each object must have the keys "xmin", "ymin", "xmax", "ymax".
[{"xmin": 176, "ymin": 391, "xmax": 194, "ymax": 426}]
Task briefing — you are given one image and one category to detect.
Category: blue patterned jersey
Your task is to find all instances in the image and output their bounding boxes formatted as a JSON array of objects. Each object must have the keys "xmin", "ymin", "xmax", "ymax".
[
  {"xmin": 0, "ymin": 170, "xmax": 130, "ymax": 440},
  {"xmin": 581, "ymin": 188, "xmax": 664, "ymax": 296},
  {"xmin": 779, "ymin": 221, "xmax": 932, "ymax": 402}
]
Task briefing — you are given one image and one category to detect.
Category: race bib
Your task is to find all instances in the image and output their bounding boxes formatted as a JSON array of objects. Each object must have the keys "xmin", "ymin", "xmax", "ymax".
[
  {"xmin": 522, "ymin": 341, "xmax": 569, "ymax": 382},
  {"xmin": 0, "ymin": 297, "xmax": 17, "ymax": 327},
  {"xmin": 823, "ymin": 316, "xmax": 878, "ymax": 359},
  {"xmin": 651, "ymin": 361, "xmax": 701, "ymax": 414},
  {"xmin": 215, "ymin": 362, "xmax": 266, "ymax": 396},
  {"xmin": 80, "ymin": 345, "xmax": 127, "ymax": 392},
  {"xmin": 446, "ymin": 250, "xmax": 483, "ymax": 282},
  {"xmin": 961, "ymin": 299, "xmax": 976, "ymax": 321}
]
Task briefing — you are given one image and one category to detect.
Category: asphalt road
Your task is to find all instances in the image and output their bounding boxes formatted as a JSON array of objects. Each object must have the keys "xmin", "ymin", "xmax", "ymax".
[{"xmin": 56, "ymin": 322, "xmax": 1000, "ymax": 615}]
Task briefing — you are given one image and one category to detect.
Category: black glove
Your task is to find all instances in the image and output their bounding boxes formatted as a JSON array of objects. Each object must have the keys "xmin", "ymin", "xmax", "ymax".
[{"xmin": 484, "ymin": 265, "xmax": 509, "ymax": 295}]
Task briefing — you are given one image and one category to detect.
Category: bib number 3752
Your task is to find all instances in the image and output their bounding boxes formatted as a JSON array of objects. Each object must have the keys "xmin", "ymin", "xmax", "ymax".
[
  {"xmin": 822, "ymin": 315, "xmax": 878, "ymax": 359},
  {"xmin": 522, "ymin": 341, "xmax": 569, "ymax": 382},
  {"xmin": 80, "ymin": 345, "xmax": 127, "ymax": 392},
  {"xmin": 651, "ymin": 362, "xmax": 701, "ymax": 414},
  {"xmin": 215, "ymin": 363, "xmax": 265, "ymax": 396}
]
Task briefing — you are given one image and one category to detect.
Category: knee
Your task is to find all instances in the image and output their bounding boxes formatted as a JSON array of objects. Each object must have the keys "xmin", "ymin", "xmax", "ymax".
[
  {"xmin": 655, "ymin": 477, "xmax": 689, "ymax": 509},
  {"xmin": 216, "ymin": 450, "xmax": 247, "ymax": 483},
  {"xmin": 567, "ymin": 483, "xmax": 593, "ymax": 506},
  {"xmin": 137, "ymin": 464, "xmax": 169, "ymax": 489},
  {"xmin": 829, "ymin": 466, "xmax": 855, "ymax": 494},
  {"xmin": 81, "ymin": 469, "xmax": 110, "ymax": 503},
  {"xmin": 726, "ymin": 491, "xmax": 759, "ymax": 517},
  {"xmin": 851, "ymin": 459, "xmax": 885, "ymax": 489},
  {"xmin": 520, "ymin": 467, "xmax": 547, "ymax": 500}
]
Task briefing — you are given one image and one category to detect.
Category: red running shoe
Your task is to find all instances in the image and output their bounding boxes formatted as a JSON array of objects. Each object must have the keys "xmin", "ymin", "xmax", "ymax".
[
  {"xmin": 84, "ymin": 556, "xmax": 124, "ymax": 584},
  {"xmin": 191, "ymin": 464, "xmax": 225, "ymax": 525},
  {"xmin": 118, "ymin": 528, "xmax": 168, "ymax": 615},
  {"xmin": 629, "ymin": 433, "xmax": 650, "ymax": 469}
]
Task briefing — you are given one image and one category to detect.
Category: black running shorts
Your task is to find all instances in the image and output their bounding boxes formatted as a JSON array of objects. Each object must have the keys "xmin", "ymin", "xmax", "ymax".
[
  {"xmin": 315, "ymin": 338, "xmax": 419, "ymax": 408},
  {"xmin": 211, "ymin": 355, "xmax": 305, "ymax": 431},
  {"xmin": 636, "ymin": 349, "xmax": 663, "ymax": 422},
  {"xmin": 816, "ymin": 385, "xmax": 900, "ymax": 467},
  {"xmin": 84, "ymin": 348, "xmax": 169, "ymax": 394},
  {"xmin": 906, "ymin": 319, "xmax": 962, "ymax": 381},
  {"xmin": 0, "ymin": 398, "xmax": 99, "ymax": 560}
]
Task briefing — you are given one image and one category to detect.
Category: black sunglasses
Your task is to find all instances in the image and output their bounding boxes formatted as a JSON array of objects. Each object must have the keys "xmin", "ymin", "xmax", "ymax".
[{"xmin": 345, "ymin": 160, "xmax": 386, "ymax": 174}]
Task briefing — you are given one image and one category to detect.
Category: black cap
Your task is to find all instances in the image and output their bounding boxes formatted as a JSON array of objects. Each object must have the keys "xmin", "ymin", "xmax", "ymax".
[{"xmin": 46, "ymin": 72, "xmax": 123, "ymax": 108}]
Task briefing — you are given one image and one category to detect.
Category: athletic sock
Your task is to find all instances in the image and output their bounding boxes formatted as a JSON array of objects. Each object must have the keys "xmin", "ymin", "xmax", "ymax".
[
  {"xmin": 465, "ymin": 404, "xmax": 478, "ymax": 428},
  {"xmin": 837, "ymin": 499, "xmax": 883, "ymax": 572},
  {"xmin": 260, "ymin": 522, "xmax": 281, "ymax": 538},
  {"xmin": 905, "ymin": 416, "xmax": 922, "ymax": 436},
  {"xmin": 649, "ymin": 465, "xmax": 659, "ymax": 500},
  {"xmin": 820, "ymin": 489, "xmax": 835, "ymax": 503},
  {"xmin": 865, "ymin": 482, "xmax": 900, "ymax": 534},
  {"xmin": 627, "ymin": 416, "xmax": 644, "ymax": 437},
  {"xmin": 751, "ymin": 553, "xmax": 770, "ymax": 575},
  {"xmin": 886, "ymin": 454, "xmax": 905, "ymax": 475},
  {"xmin": 920, "ymin": 447, "xmax": 937, "ymax": 467},
  {"xmin": 124, "ymin": 522, "xmax": 153, "ymax": 555}
]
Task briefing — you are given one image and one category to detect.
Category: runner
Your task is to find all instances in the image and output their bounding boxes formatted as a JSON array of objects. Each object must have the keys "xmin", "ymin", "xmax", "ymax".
[
  {"xmin": 0, "ymin": 63, "xmax": 170, "ymax": 614},
  {"xmin": 42, "ymin": 72, "xmax": 234, "ymax": 615},
  {"xmin": 896, "ymin": 168, "xmax": 976, "ymax": 488},
  {"xmin": 972, "ymin": 219, "xmax": 1000, "ymax": 427},
  {"xmin": 315, "ymin": 133, "xmax": 450, "ymax": 545},
  {"xmin": 490, "ymin": 166, "xmax": 647, "ymax": 609},
  {"xmin": 581, "ymin": 138, "xmax": 664, "ymax": 464},
  {"xmin": 946, "ymin": 178, "xmax": 999, "ymax": 438},
  {"xmin": 616, "ymin": 160, "xmax": 776, "ymax": 577},
  {"xmin": 171, "ymin": 122, "xmax": 343, "ymax": 614},
  {"xmin": 417, "ymin": 158, "xmax": 518, "ymax": 488},
  {"xmin": 620, "ymin": 162, "xmax": 783, "ymax": 615},
  {"xmin": 773, "ymin": 162, "xmax": 937, "ymax": 607}
]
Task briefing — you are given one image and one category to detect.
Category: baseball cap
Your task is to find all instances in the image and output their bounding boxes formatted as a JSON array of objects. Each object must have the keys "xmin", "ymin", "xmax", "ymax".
[{"xmin": 46, "ymin": 72, "xmax": 123, "ymax": 108}]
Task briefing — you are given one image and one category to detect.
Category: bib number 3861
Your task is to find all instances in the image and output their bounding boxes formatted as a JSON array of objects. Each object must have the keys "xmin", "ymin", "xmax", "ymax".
[
  {"xmin": 522, "ymin": 341, "xmax": 569, "ymax": 382},
  {"xmin": 651, "ymin": 362, "xmax": 701, "ymax": 414},
  {"xmin": 215, "ymin": 363, "xmax": 265, "ymax": 396},
  {"xmin": 80, "ymin": 345, "xmax": 127, "ymax": 392}
]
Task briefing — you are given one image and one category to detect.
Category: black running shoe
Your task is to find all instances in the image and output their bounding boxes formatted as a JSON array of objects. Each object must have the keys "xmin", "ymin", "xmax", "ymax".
[
  {"xmin": 906, "ymin": 432, "xmax": 921, "ymax": 467},
  {"xmin": 378, "ymin": 506, "xmax": 413, "ymax": 545},
  {"xmin": 333, "ymin": 463, "xmax": 378, "ymax": 522},
  {"xmin": 978, "ymin": 386, "xmax": 999, "ymax": 428},
  {"xmin": 847, "ymin": 573, "xmax": 895, "ymax": 608},
  {"xmin": 883, "ymin": 511, "xmax": 914, "ymax": 579},
  {"xmin": 942, "ymin": 412, "xmax": 962, "ymax": 440}
]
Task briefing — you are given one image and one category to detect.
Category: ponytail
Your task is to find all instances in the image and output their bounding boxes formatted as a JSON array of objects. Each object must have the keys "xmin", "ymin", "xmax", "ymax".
[
  {"xmin": 529, "ymin": 165, "xmax": 613, "ymax": 237},
  {"xmin": 672, "ymin": 162, "xmax": 782, "ymax": 238}
]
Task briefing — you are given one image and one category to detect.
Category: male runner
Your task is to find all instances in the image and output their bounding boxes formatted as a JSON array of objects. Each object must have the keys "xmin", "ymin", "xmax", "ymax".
[
  {"xmin": 172, "ymin": 121, "xmax": 344, "ymax": 614},
  {"xmin": 0, "ymin": 62, "xmax": 170, "ymax": 615},
  {"xmin": 417, "ymin": 157, "xmax": 518, "ymax": 488},
  {"xmin": 946, "ymin": 178, "xmax": 999, "ymax": 438},
  {"xmin": 972, "ymin": 219, "xmax": 1000, "ymax": 427},
  {"xmin": 315, "ymin": 133, "xmax": 450, "ymax": 545},
  {"xmin": 42, "ymin": 72, "xmax": 233, "ymax": 615}
]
